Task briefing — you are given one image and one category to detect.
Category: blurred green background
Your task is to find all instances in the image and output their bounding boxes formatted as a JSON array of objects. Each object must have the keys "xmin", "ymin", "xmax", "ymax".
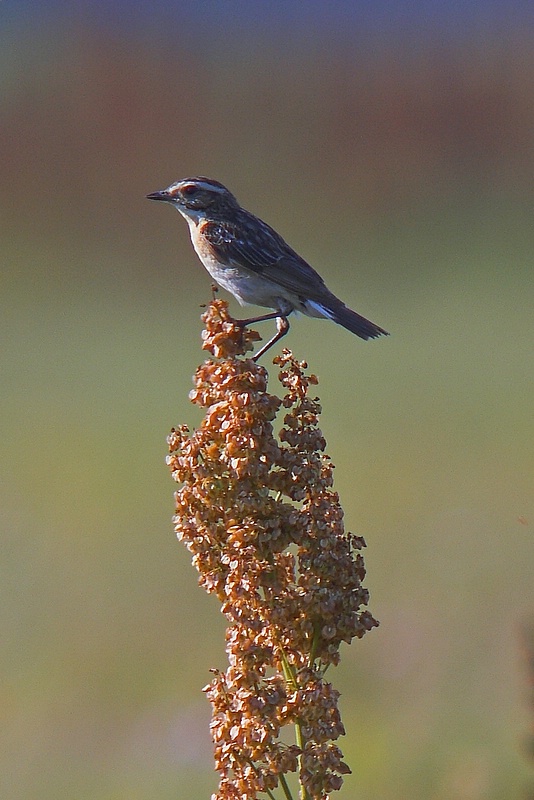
[{"xmin": 2, "ymin": 3, "xmax": 533, "ymax": 798}]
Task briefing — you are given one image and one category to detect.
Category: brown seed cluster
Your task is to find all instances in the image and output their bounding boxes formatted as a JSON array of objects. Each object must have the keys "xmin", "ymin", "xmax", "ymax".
[{"xmin": 167, "ymin": 300, "xmax": 378, "ymax": 800}]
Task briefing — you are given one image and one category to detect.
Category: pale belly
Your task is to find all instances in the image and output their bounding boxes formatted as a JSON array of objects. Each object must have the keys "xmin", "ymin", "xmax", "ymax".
[{"xmin": 192, "ymin": 239, "xmax": 294, "ymax": 312}]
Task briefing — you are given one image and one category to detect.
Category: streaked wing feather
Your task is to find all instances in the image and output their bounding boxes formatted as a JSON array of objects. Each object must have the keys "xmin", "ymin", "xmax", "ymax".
[{"xmin": 201, "ymin": 217, "xmax": 331, "ymax": 301}]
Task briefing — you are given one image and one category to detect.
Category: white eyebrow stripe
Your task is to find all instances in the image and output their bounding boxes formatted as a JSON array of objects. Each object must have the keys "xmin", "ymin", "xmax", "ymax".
[{"xmin": 188, "ymin": 180, "xmax": 227, "ymax": 193}]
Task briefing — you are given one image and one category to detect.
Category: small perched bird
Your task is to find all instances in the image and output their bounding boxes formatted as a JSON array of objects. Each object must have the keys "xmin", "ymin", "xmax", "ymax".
[{"xmin": 147, "ymin": 177, "xmax": 388, "ymax": 360}]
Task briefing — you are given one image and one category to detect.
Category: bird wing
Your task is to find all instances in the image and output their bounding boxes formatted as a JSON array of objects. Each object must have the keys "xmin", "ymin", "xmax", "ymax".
[{"xmin": 200, "ymin": 216, "xmax": 334, "ymax": 302}]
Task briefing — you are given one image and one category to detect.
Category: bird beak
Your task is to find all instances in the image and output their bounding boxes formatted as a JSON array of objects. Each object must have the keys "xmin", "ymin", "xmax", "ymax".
[{"xmin": 146, "ymin": 190, "xmax": 172, "ymax": 202}]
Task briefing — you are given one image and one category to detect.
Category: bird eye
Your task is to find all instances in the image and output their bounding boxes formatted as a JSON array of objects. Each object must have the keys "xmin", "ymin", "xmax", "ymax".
[{"xmin": 182, "ymin": 184, "xmax": 197, "ymax": 196}]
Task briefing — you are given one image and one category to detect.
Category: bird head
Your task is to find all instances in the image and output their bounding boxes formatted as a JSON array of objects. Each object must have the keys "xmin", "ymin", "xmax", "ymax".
[{"xmin": 147, "ymin": 177, "xmax": 239, "ymax": 218}]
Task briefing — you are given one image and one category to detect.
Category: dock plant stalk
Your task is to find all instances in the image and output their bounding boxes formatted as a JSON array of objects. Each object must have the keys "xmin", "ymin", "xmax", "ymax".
[{"xmin": 167, "ymin": 299, "xmax": 378, "ymax": 800}]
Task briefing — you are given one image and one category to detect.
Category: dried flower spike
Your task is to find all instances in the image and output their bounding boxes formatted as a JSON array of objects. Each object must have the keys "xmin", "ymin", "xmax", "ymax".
[{"xmin": 167, "ymin": 299, "xmax": 378, "ymax": 800}]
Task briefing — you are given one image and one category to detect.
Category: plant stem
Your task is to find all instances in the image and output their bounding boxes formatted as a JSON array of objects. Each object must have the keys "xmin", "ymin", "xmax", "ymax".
[
  {"xmin": 277, "ymin": 646, "xmax": 311, "ymax": 800},
  {"xmin": 307, "ymin": 625, "xmax": 321, "ymax": 670},
  {"xmin": 279, "ymin": 772, "xmax": 294, "ymax": 800}
]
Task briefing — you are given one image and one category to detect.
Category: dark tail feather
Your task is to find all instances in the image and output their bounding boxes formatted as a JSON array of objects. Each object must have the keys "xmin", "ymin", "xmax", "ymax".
[{"xmin": 330, "ymin": 302, "xmax": 389, "ymax": 340}]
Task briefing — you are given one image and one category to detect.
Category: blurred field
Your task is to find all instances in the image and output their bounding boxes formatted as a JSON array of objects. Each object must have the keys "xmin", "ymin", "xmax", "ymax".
[{"xmin": 1, "ymin": 4, "xmax": 534, "ymax": 799}]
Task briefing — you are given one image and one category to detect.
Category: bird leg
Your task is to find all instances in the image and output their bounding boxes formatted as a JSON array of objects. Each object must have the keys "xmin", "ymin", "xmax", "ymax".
[
  {"xmin": 234, "ymin": 310, "xmax": 282, "ymax": 327},
  {"xmin": 233, "ymin": 311, "xmax": 291, "ymax": 361},
  {"xmin": 251, "ymin": 316, "xmax": 290, "ymax": 361}
]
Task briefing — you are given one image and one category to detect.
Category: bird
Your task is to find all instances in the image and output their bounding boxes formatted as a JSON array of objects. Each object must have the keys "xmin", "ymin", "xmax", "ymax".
[{"xmin": 147, "ymin": 177, "xmax": 389, "ymax": 360}]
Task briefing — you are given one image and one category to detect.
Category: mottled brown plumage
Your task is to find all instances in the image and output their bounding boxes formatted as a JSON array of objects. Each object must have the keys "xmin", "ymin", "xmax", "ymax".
[{"xmin": 147, "ymin": 177, "xmax": 388, "ymax": 358}]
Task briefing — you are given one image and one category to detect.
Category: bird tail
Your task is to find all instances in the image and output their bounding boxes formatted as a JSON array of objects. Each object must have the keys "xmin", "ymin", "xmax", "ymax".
[
  {"xmin": 307, "ymin": 299, "xmax": 389, "ymax": 340},
  {"xmin": 330, "ymin": 303, "xmax": 389, "ymax": 340}
]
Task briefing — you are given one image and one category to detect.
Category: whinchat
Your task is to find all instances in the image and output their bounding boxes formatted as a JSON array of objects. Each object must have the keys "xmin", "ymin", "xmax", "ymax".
[{"xmin": 147, "ymin": 177, "xmax": 389, "ymax": 360}]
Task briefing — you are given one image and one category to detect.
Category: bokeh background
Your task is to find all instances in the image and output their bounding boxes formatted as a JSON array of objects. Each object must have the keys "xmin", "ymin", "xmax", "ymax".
[{"xmin": 2, "ymin": 2, "xmax": 534, "ymax": 798}]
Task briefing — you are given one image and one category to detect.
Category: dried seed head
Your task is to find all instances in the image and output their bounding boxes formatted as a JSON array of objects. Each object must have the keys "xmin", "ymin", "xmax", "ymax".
[{"xmin": 170, "ymin": 300, "xmax": 378, "ymax": 798}]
